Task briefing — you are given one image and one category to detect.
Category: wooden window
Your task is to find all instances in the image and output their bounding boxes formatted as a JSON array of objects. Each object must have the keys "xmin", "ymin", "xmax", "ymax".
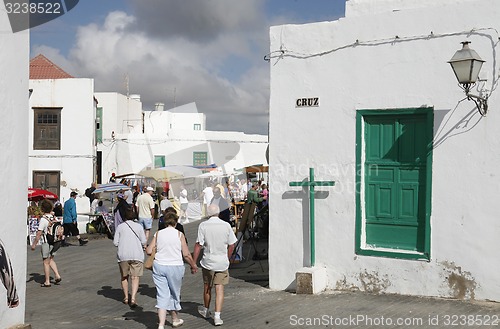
[
  {"xmin": 32, "ymin": 171, "xmax": 60, "ymax": 197},
  {"xmin": 33, "ymin": 108, "xmax": 62, "ymax": 150},
  {"xmin": 356, "ymin": 108, "xmax": 433, "ymax": 260}
]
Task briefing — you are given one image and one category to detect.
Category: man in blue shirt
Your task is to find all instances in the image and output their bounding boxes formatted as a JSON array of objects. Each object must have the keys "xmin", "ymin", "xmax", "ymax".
[{"xmin": 63, "ymin": 191, "xmax": 88, "ymax": 246}]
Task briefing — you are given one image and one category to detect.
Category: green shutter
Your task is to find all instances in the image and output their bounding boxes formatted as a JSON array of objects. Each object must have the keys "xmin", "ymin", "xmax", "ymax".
[
  {"xmin": 96, "ymin": 107, "xmax": 103, "ymax": 143},
  {"xmin": 154, "ymin": 156, "xmax": 165, "ymax": 168}
]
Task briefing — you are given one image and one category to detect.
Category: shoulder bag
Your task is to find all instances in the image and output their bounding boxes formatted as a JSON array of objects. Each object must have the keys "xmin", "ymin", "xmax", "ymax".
[{"xmin": 144, "ymin": 234, "xmax": 157, "ymax": 270}]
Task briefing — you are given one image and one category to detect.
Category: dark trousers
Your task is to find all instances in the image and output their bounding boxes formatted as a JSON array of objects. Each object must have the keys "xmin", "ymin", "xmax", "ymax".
[{"xmin": 63, "ymin": 222, "xmax": 80, "ymax": 237}]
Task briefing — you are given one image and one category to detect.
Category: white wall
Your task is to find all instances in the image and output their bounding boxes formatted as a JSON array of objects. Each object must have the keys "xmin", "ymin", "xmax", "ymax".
[
  {"xmin": 0, "ymin": 9, "xmax": 28, "ymax": 328},
  {"xmin": 269, "ymin": 0, "xmax": 500, "ymax": 301},
  {"xmin": 143, "ymin": 102, "xmax": 206, "ymax": 134},
  {"xmin": 29, "ymin": 78, "xmax": 95, "ymax": 212},
  {"xmin": 169, "ymin": 112, "xmax": 206, "ymax": 131},
  {"xmin": 94, "ymin": 92, "xmax": 142, "ymax": 137},
  {"xmin": 99, "ymin": 129, "xmax": 267, "ymax": 179},
  {"xmin": 345, "ymin": 0, "xmax": 477, "ymax": 17},
  {"xmin": 97, "ymin": 100, "xmax": 267, "ymax": 179}
]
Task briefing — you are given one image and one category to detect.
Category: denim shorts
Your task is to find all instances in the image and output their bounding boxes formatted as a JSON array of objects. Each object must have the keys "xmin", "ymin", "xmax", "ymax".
[{"xmin": 138, "ymin": 217, "xmax": 153, "ymax": 230}]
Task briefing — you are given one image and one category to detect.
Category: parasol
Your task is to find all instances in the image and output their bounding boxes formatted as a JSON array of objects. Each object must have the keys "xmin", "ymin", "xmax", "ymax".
[
  {"xmin": 139, "ymin": 165, "xmax": 203, "ymax": 182},
  {"xmin": 92, "ymin": 183, "xmax": 130, "ymax": 194},
  {"xmin": 28, "ymin": 188, "xmax": 58, "ymax": 202}
]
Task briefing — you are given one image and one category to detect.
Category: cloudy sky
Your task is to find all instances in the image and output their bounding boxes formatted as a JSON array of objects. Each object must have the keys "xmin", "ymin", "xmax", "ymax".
[{"xmin": 30, "ymin": 0, "xmax": 345, "ymax": 135}]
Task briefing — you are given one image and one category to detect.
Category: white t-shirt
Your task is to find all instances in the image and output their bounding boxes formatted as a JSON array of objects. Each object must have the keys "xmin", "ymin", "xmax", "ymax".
[
  {"xmin": 179, "ymin": 189, "xmax": 188, "ymax": 204},
  {"xmin": 90, "ymin": 199, "xmax": 99, "ymax": 213},
  {"xmin": 38, "ymin": 215, "xmax": 50, "ymax": 244},
  {"xmin": 196, "ymin": 217, "xmax": 237, "ymax": 271},
  {"xmin": 160, "ymin": 198, "xmax": 173, "ymax": 212},
  {"xmin": 136, "ymin": 193, "xmax": 155, "ymax": 219},
  {"xmin": 202, "ymin": 186, "xmax": 214, "ymax": 204},
  {"xmin": 124, "ymin": 189, "xmax": 134, "ymax": 205}
]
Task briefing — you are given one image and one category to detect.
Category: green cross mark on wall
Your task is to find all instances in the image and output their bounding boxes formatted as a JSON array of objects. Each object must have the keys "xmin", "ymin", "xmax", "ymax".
[{"xmin": 289, "ymin": 168, "xmax": 335, "ymax": 267}]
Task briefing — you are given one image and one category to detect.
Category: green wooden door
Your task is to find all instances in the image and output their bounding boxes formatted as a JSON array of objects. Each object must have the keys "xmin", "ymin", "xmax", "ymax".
[{"xmin": 364, "ymin": 114, "xmax": 428, "ymax": 252}]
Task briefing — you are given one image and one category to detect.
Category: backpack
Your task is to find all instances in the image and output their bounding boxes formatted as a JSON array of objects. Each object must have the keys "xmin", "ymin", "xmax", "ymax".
[{"xmin": 44, "ymin": 215, "xmax": 64, "ymax": 245}]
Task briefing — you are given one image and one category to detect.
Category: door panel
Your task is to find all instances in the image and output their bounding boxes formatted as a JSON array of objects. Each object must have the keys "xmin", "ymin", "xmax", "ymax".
[{"xmin": 364, "ymin": 114, "xmax": 427, "ymax": 251}]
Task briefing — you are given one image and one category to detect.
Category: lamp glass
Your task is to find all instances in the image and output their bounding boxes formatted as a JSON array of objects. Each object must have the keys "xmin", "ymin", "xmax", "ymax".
[
  {"xmin": 448, "ymin": 41, "xmax": 485, "ymax": 84},
  {"xmin": 450, "ymin": 59, "xmax": 483, "ymax": 84}
]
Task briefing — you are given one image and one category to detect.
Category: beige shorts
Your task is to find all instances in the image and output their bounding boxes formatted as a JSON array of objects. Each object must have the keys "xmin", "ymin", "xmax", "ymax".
[
  {"xmin": 202, "ymin": 267, "xmax": 229, "ymax": 286},
  {"xmin": 119, "ymin": 260, "xmax": 144, "ymax": 277}
]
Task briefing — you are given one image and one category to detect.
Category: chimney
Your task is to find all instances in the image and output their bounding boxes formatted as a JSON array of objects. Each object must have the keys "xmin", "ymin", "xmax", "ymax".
[
  {"xmin": 130, "ymin": 94, "xmax": 141, "ymax": 102},
  {"xmin": 155, "ymin": 102, "xmax": 165, "ymax": 111}
]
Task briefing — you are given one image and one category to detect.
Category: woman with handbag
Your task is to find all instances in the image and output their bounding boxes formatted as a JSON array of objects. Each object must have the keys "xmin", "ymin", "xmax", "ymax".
[
  {"xmin": 113, "ymin": 207, "xmax": 146, "ymax": 308},
  {"xmin": 146, "ymin": 212, "xmax": 197, "ymax": 329}
]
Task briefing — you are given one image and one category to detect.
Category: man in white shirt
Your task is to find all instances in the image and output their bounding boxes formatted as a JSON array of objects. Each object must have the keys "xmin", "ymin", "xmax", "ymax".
[
  {"xmin": 136, "ymin": 186, "xmax": 155, "ymax": 242},
  {"xmin": 239, "ymin": 179, "xmax": 248, "ymax": 200},
  {"xmin": 179, "ymin": 186, "xmax": 189, "ymax": 223},
  {"xmin": 193, "ymin": 205, "xmax": 237, "ymax": 326},
  {"xmin": 124, "ymin": 187, "xmax": 134, "ymax": 206},
  {"xmin": 159, "ymin": 192, "xmax": 173, "ymax": 213},
  {"xmin": 201, "ymin": 184, "xmax": 214, "ymax": 217}
]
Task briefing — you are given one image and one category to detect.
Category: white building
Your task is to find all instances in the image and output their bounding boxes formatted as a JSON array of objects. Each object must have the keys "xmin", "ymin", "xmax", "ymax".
[
  {"xmin": 29, "ymin": 54, "xmax": 96, "ymax": 212},
  {"xmin": 144, "ymin": 102, "xmax": 207, "ymax": 132},
  {"xmin": 95, "ymin": 96, "xmax": 268, "ymax": 181},
  {"xmin": 269, "ymin": 0, "xmax": 500, "ymax": 301},
  {"xmin": 0, "ymin": 10, "xmax": 29, "ymax": 328}
]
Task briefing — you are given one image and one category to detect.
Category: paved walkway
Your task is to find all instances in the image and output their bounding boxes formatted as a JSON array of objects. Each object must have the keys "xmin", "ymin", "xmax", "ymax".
[{"xmin": 26, "ymin": 219, "xmax": 500, "ymax": 329}]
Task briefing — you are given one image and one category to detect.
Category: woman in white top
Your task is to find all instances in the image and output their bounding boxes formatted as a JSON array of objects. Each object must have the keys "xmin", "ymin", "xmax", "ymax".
[{"xmin": 146, "ymin": 212, "xmax": 197, "ymax": 329}]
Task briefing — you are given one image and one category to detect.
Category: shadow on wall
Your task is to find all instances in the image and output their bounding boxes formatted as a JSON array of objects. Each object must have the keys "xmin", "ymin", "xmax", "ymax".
[
  {"xmin": 282, "ymin": 189, "xmax": 330, "ymax": 268},
  {"xmin": 433, "ymin": 104, "xmax": 482, "ymax": 151}
]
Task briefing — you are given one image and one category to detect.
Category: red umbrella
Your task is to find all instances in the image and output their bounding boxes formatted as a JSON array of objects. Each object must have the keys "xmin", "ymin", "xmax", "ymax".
[{"xmin": 28, "ymin": 188, "xmax": 58, "ymax": 202}]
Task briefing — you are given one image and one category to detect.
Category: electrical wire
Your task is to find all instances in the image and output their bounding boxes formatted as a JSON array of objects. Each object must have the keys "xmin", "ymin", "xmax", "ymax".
[{"xmin": 264, "ymin": 27, "xmax": 500, "ymax": 61}]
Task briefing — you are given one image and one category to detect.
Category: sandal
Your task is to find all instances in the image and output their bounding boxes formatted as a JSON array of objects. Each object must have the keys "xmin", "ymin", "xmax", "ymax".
[
  {"xmin": 54, "ymin": 277, "xmax": 62, "ymax": 284},
  {"xmin": 172, "ymin": 319, "xmax": 184, "ymax": 327},
  {"xmin": 129, "ymin": 299, "xmax": 137, "ymax": 308},
  {"xmin": 122, "ymin": 298, "xmax": 129, "ymax": 305},
  {"xmin": 40, "ymin": 283, "xmax": 51, "ymax": 287}
]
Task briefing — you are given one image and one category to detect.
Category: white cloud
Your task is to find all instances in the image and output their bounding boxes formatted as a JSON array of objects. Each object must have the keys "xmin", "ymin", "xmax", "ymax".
[{"xmin": 64, "ymin": 7, "xmax": 270, "ymax": 134}]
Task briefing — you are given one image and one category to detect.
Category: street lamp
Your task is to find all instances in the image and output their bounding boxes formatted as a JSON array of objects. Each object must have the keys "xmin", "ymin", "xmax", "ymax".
[{"xmin": 448, "ymin": 41, "xmax": 488, "ymax": 116}]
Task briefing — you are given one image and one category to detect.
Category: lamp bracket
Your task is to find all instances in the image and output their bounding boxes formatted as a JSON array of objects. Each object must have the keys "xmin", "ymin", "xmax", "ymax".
[{"xmin": 466, "ymin": 92, "xmax": 489, "ymax": 116}]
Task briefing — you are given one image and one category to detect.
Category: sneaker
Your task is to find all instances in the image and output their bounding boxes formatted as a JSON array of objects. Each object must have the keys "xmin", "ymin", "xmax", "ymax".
[
  {"xmin": 197, "ymin": 306, "xmax": 209, "ymax": 318},
  {"xmin": 79, "ymin": 239, "xmax": 88, "ymax": 246},
  {"xmin": 172, "ymin": 319, "xmax": 184, "ymax": 327},
  {"xmin": 214, "ymin": 317, "xmax": 223, "ymax": 326}
]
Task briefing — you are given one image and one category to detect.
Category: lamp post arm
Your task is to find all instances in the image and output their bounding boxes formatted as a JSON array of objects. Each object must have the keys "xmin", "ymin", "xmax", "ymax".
[{"xmin": 466, "ymin": 92, "xmax": 488, "ymax": 116}]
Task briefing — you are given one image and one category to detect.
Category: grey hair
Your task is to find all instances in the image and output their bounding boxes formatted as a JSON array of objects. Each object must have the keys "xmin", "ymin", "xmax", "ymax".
[{"xmin": 207, "ymin": 204, "xmax": 220, "ymax": 217}]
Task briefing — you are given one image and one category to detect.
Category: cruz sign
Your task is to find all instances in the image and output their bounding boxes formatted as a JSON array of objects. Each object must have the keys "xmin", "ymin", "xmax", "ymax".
[{"xmin": 296, "ymin": 97, "xmax": 319, "ymax": 108}]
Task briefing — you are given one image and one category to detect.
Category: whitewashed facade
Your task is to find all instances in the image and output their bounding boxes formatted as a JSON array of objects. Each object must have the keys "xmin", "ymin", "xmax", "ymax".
[
  {"xmin": 143, "ymin": 102, "xmax": 207, "ymax": 133},
  {"xmin": 0, "ymin": 10, "xmax": 29, "ymax": 328},
  {"xmin": 269, "ymin": 0, "xmax": 500, "ymax": 301},
  {"xmin": 95, "ymin": 98, "xmax": 267, "ymax": 180},
  {"xmin": 29, "ymin": 77, "xmax": 96, "ymax": 212}
]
